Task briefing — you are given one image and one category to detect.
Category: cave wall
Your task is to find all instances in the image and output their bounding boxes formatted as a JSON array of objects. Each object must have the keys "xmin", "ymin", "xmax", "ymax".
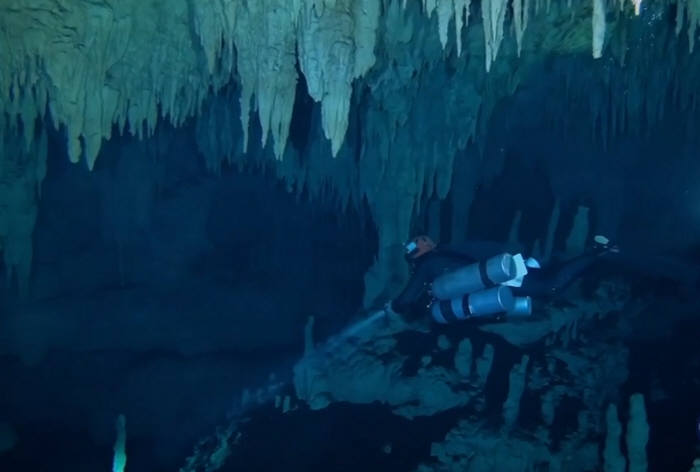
[
  {"xmin": 4, "ymin": 0, "xmax": 700, "ymax": 306},
  {"xmin": 1, "ymin": 119, "xmax": 375, "ymax": 357}
]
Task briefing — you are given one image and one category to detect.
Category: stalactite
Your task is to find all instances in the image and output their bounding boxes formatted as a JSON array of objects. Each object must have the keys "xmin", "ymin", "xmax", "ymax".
[
  {"xmin": 422, "ymin": 0, "xmax": 437, "ymax": 17},
  {"xmin": 449, "ymin": 150, "xmax": 480, "ymax": 244},
  {"xmin": 437, "ymin": 0, "xmax": 454, "ymax": 49},
  {"xmin": 631, "ymin": 0, "xmax": 642, "ymax": 15},
  {"xmin": 432, "ymin": 0, "xmax": 470, "ymax": 55},
  {"xmin": 482, "ymin": 0, "xmax": 509, "ymax": 72},
  {"xmin": 0, "ymin": 0, "xmax": 686, "ymax": 172},
  {"xmin": 1, "ymin": 0, "xmax": 697, "ymax": 302},
  {"xmin": 0, "ymin": 0, "xmax": 224, "ymax": 170},
  {"xmin": 298, "ymin": 0, "xmax": 380, "ymax": 157},
  {"xmin": 593, "ymin": 0, "xmax": 607, "ymax": 58},
  {"xmin": 454, "ymin": 0, "xmax": 471, "ymax": 56},
  {"xmin": 677, "ymin": 0, "xmax": 687, "ymax": 36},
  {"xmin": 233, "ymin": 0, "xmax": 298, "ymax": 159},
  {"xmin": 426, "ymin": 198, "xmax": 442, "ymax": 241},
  {"xmin": 513, "ymin": 0, "xmax": 530, "ymax": 56},
  {"xmin": 688, "ymin": 0, "xmax": 700, "ymax": 53},
  {"xmin": 196, "ymin": 93, "xmax": 242, "ymax": 175},
  {"xmin": 0, "ymin": 122, "xmax": 47, "ymax": 296},
  {"xmin": 0, "ymin": 0, "xmax": 377, "ymax": 168}
]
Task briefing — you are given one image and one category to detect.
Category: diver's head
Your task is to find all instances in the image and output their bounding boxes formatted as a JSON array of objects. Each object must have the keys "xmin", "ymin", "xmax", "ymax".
[{"xmin": 404, "ymin": 235, "xmax": 436, "ymax": 260}]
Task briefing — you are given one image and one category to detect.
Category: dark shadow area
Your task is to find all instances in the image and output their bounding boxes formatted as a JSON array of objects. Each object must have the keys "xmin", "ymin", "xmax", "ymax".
[
  {"xmin": 223, "ymin": 403, "xmax": 459, "ymax": 472},
  {"xmin": 624, "ymin": 317, "xmax": 700, "ymax": 472}
]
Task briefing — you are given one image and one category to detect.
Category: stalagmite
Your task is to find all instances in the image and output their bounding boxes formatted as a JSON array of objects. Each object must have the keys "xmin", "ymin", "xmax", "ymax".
[
  {"xmin": 475, "ymin": 344, "xmax": 495, "ymax": 386},
  {"xmin": 604, "ymin": 404, "xmax": 626, "ymax": 472},
  {"xmin": 543, "ymin": 199, "xmax": 560, "ymax": 264},
  {"xmin": 626, "ymin": 393, "xmax": 649, "ymax": 472},
  {"xmin": 507, "ymin": 210, "xmax": 523, "ymax": 246},
  {"xmin": 502, "ymin": 355, "xmax": 530, "ymax": 432},
  {"xmin": 454, "ymin": 338, "xmax": 473, "ymax": 377},
  {"xmin": 565, "ymin": 205, "xmax": 590, "ymax": 258}
]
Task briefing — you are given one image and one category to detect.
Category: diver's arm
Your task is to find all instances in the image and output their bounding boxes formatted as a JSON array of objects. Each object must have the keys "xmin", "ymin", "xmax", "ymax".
[
  {"xmin": 441, "ymin": 241, "xmax": 506, "ymax": 261},
  {"xmin": 391, "ymin": 268, "xmax": 432, "ymax": 314}
]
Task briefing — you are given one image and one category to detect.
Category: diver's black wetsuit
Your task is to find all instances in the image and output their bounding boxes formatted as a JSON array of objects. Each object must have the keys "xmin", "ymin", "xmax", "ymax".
[
  {"xmin": 513, "ymin": 252, "xmax": 605, "ymax": 297},
  {"xmin": 391, "ymin": 243, "xmax": 608, "ymax": 320},
  {"xmin": 391, "ymin": 247, "xmax": 479, "ymax": 319}
]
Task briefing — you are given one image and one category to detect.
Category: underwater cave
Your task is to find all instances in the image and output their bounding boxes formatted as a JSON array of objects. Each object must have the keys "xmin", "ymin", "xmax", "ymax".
[{"xmin": 1, "ymin": 1, "xmax": 700, "ymax": 471}]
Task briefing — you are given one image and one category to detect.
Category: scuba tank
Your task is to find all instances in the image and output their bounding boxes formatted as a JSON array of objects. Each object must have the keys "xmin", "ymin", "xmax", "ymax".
[
  {"xmin": 431, "ymin": 253, "xmax": 517, "ymax": 301},
  {"xmin": 508, "ymin": 296, "xmax": 533, "ymax": 317},
  {"xmin": 430, "ymin": 285, "xmax": 516, "ymax": 324}
]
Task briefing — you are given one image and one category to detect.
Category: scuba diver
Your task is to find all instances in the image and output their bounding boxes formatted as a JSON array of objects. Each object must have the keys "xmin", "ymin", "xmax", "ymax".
[{"xmin": 385, "ymin": 234, "xmax": 618, "ymax": 324}]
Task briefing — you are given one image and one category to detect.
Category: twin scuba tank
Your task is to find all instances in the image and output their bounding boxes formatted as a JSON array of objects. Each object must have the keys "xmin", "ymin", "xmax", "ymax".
[{"xmin": 429, "ymin": 253, "xmax": 534, "ymax": 324}]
